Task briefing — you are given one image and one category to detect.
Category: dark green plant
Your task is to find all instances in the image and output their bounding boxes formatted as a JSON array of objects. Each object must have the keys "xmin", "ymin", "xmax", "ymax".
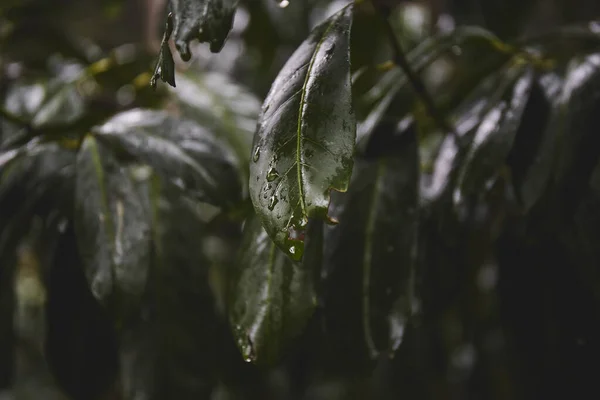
[{"xmin": 2, "ymin": 0, "xmax": 600, "ymax": 399}]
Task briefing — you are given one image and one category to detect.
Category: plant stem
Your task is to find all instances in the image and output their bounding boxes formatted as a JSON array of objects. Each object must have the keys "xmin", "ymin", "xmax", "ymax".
[{"xmin": 374, "ymin": 3, "xmax": 459, "ymax": 142}]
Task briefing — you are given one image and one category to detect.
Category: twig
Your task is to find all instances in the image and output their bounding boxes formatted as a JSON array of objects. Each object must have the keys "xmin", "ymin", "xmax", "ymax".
[{"xmin": 373, "ymin": 3, "xmax": 459, "ymax": 143}]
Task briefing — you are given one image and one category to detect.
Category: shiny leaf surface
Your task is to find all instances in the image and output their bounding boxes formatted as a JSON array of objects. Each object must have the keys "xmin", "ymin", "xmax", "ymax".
[
  {"xmin": 170, "ymin": 0, "xmax": 238, "ymax": 59},
  {"xmin": 92, "ymin": 108, "xmax": 241, "ymax": 208},
  {"xmin": 74, "ymin": 136, "xmax": 150, "ymax": 315},
  {"xmin": 323, "ymin": 124, "xmax": 420, "ymax": 365},
  {"xmin": 454, "ymin": 64, "xmax": 534, "ymax": 208},
  {"xmin": 229, "ymin": 215, "xmax": 318, "ymax": 366},
  {"xmin": 249, "ymin": 4, "xmax": 355, "ymax": 260}
]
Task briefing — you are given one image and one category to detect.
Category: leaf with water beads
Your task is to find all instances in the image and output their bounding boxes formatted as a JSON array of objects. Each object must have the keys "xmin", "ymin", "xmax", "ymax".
[{"xmin": 249, "ymin": 4, "xmax": 356, "ymax": 261}]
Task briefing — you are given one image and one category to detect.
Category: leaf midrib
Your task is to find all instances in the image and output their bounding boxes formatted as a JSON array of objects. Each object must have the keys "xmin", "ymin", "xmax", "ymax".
[{"xmin": 295, "ymin": 16, "xmax": 339, "ymax": 220}]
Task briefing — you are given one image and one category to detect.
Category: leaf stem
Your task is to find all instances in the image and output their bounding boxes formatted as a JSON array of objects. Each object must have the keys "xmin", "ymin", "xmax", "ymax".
[{"xmin": 373, "ymin": 3, "xmax": 459, "ymax": 143}]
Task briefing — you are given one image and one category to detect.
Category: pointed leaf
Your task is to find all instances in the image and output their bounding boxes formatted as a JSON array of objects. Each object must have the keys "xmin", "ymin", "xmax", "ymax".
[
  {"xmin": 151, "ymin": 13, "xmax": 176, "ymax": 89},
  {"xmin": 249, "ymin": 4, "xmax": 355, "ymax": 260},
  {"xmin": 322, "ymin": 124, "xmax": 420, "ymax": 366},
  {"xmin": 74, "ymin": 136, "xmax": 151, "ymax": 316},
  {"xmin": 170, "ymin": 0, "xmax": 238, "ymax": 60},
  {"xmin": 229, "ymin": 215, "xmax": 318, "ymax": 366},
  {"xmin": 454, "ymin": 64, "xmax": 534, "ymax": 208},
  {"xmin": 92, "ymin": 109, "xmax": 241, "ymax": 208}
]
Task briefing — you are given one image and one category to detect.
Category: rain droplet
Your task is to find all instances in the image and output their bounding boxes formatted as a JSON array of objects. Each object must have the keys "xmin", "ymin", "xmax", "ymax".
[
  {"xmin": 278, "ymin": 0, "xmax": 289, "ymax": 8},
  {"xmin": 268, "ymin": 195, "xmax": 279, "ymax": 210},
  {"xmin": 326, "ymin": 43, "xmax": 335, "ymax": 56},
  {"xmin": 266, "ymin": 167, "xmax": 279, "ymax": 182},
  {"xmin": 253, "ymin": 146, "xmax": 260, "ymax": 162},
  {"xmin": 289, "ymin": 245, "xmax": 296, "ymax": 255},
  {"xmin": 244, "ymin": 356, "xmax": 253, "ymax": 363}
]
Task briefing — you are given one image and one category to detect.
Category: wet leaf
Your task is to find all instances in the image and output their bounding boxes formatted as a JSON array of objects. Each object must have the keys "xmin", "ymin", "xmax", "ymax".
[
  {"xmin": 322, "ymin": 124, "xmax": 420, "ymax": 366},
  {"xmin": 454, "ymin": 64, "xmax": 534, "ymax": 208},
  {"xmin": 92, "ymin": 108, "xmax": 241, "ymax": 208},
  {"xmin": 507, "ymin": 71, "xmax": 563, "ymax": 211},
  {"xmin": 74, "ymin": 136, "xmax": 150, "ymax": 318},
  {"xmin": 249, "ymin": 4, "xmax": 355, "ymax": 260},
  {"xmin": 169, "ymin": 0, "xmax": 238, "ymax": 60},
  {"xmin": 147, "ymin": 173, "xmax": 221, "ymax": 398},
  {"xmin": 151, "ymin": 13, "xmax": 176, "ymax": 89},
  {"xmin": 229, "ymin": 215, "xmax": 318, "ymax": 366},
  {"xmin": 169, "ymin": 70, "xmax": 261, "ymax": 183}
]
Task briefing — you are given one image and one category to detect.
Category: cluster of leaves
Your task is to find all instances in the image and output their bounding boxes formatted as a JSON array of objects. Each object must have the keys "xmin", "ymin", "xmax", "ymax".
[{"xmin": 2, "ymin": 0, "xmax": 600, "ymax": 398}]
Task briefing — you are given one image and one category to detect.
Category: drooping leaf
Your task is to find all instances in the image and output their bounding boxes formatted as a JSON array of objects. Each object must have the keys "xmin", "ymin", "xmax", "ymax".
[
  {"xmin": 151, "ymin": 13, "xmax": 176, "ymax": 89},
  {"xmin": 421, "ymin": 62, "xmax": 512, "ymax": 205},
  {"xmin": 170, "ymin": 0, "xmax": 238, "ymax": 60},
  {"xmin": 356, "ymin": 26, "xmax": 511, "ymax": 150},
  {"xmin": 229, "ymin": 214, "xmax": 318, "ymax": 366},
  {"xmin": 454, "ymin": 64, "xmax": 534, "ymax": 209},
  {"xmin": 74, "ymin": 135, "xmax": 150, "ymax": 319},
  {"xmin": 168, "ymin": 70, "xmax": 261, "ymax": 183},
  {"xmin": 507, "ymin": 71, "xmax": 563, "ymax": 212},
  {"xmin": 92, "ymin": 108, "xmax": 241, "ymax": 208},
  {"xmin": 249, "ymin": 4, "xmax": 355, "ymax": 260},
  {"xmin": 146, "ymin": 173, "xmax": 222, "ymax": 398},
  {"xmin": 0, "ymin": 143, "xmax": 76, "ymax": 391},
  {"xmin": 322, "ymin": 123, "xmax": 420, "ymax": 367}
]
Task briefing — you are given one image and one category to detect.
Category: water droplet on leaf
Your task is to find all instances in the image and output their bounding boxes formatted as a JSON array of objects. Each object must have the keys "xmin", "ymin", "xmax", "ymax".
[
  {"xmin": 268, "ymin": 195, "xmax": 279, "ymax": 210},
  {"xmin": 253, "ymin": 146, "xmax": 260, "ymax": 162},
  {"xmin": 278, "ymin": 0, "xmax": 289, "ymax": 8},
  {"xmin": 266, "ymin": 167, "xmax": 279, "ymax": 182}
]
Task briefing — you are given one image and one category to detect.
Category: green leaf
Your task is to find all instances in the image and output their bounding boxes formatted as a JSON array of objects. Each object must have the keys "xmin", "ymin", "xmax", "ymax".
[
  {"xmin": 454, "ymin": 64, "xmax": 534, "ymax": 208},
  {"xmin": 92, "ymin": 108, "xmax": 241, "ymax": 208},
  {"xmin": 249, "ymin": 4, "xmax": 355, "ymax": 260},
  {"xmin": 228, "ymin": 214, "xmax": 318, "ymax": 366},
  {"xmin": 422, "ymin": 63, "xmax": 511, "ymax": 204},
  {"xmin": 322, "ymin": 123, "xmax": 420, "ymax": 367},
  {"xmin": 147, "ymin": 173, "xmax": 221, "ymax": 397},
  {"xmin": 506, "ymin": 71, "xmax": 563, "ymax": 212},
  {"xmin": 170, "ymin": 0, "xmax": 238, "ymax": 60},
  {"xmin": 151, "ymin": 13, "xmax": 176, "ymax": 89},
  {"xmin": 74, "ymin": 136, "xmax": 151, "ymax": 318},
  {"xmin": 168, "ymin": 70, "xmax": 261, "ymax": 185},
  {"xmin": 356, "ymin": 26, "xmax": 511, "ymax": 150}
]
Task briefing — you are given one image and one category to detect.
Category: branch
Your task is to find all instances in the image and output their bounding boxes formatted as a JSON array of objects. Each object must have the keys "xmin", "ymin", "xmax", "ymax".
[{"xmin": 373, "ymin": 3, "xmax": 459, "ymax": 142}]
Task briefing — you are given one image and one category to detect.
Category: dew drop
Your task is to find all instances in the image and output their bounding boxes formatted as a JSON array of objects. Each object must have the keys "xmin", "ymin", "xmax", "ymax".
[
  {"xmin": 266, "ymin": 167, "xmax": 279, "ymax": 182},
  {"xmin": 268, "ymin": 195, "xmax": 279, "ymax": 210},
  {"xmin": 278, "ymin": 0, "xmax": 289, "ymax": 8},
  {"xmin": 326, "ymin": 43, "xmax": 335, "ymax": 57},
  {"xmin": 253, "ymin": 146, "xmax": 260, "ymax": 162},
  {"xmin": 289, "ymin": 245, "xmax": 296, "ymax": 255}
]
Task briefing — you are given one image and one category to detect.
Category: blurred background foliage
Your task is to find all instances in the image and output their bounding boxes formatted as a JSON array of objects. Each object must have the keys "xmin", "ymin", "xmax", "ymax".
[{"xmin": 1, "ymin": 0, "xmax": 600, "ymax": 399}]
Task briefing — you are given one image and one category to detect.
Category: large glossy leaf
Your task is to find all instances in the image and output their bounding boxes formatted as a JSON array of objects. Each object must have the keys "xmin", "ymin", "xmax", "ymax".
[
  {"xmin": 453, "ymin": 64, "xmax": 534, "ymax": 208},
  {"xmin": 322, "ymin": 124, "xmax": 420, "ymax": 366},
  {"xmin": 168, "ymin": 70, "xmax": 261, "ymax": 183},
  {"xmin": 145, "ymin": 173, "xmax": 221, "ymax": 398},
  {"xmin": 506, "ymin": 71, "xmax": 563, "ymax": 212},
  {"xmin": 170, "ymin": 0, "xmax": 238, "ymax": 60},
  {"xmin": 92, "ymin": 108, "xmax": 241, "ymax": 208},
  {"xmin": 228, "ymin": 215, "xmax": 318, "ymax": 366},
  {"xmin": 74, "ymin": 136, "xmax": 150, "ymax": 318},
  {"xmin": 249, "ymin": 4, "xmax": 355, "ymax": 260}
]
